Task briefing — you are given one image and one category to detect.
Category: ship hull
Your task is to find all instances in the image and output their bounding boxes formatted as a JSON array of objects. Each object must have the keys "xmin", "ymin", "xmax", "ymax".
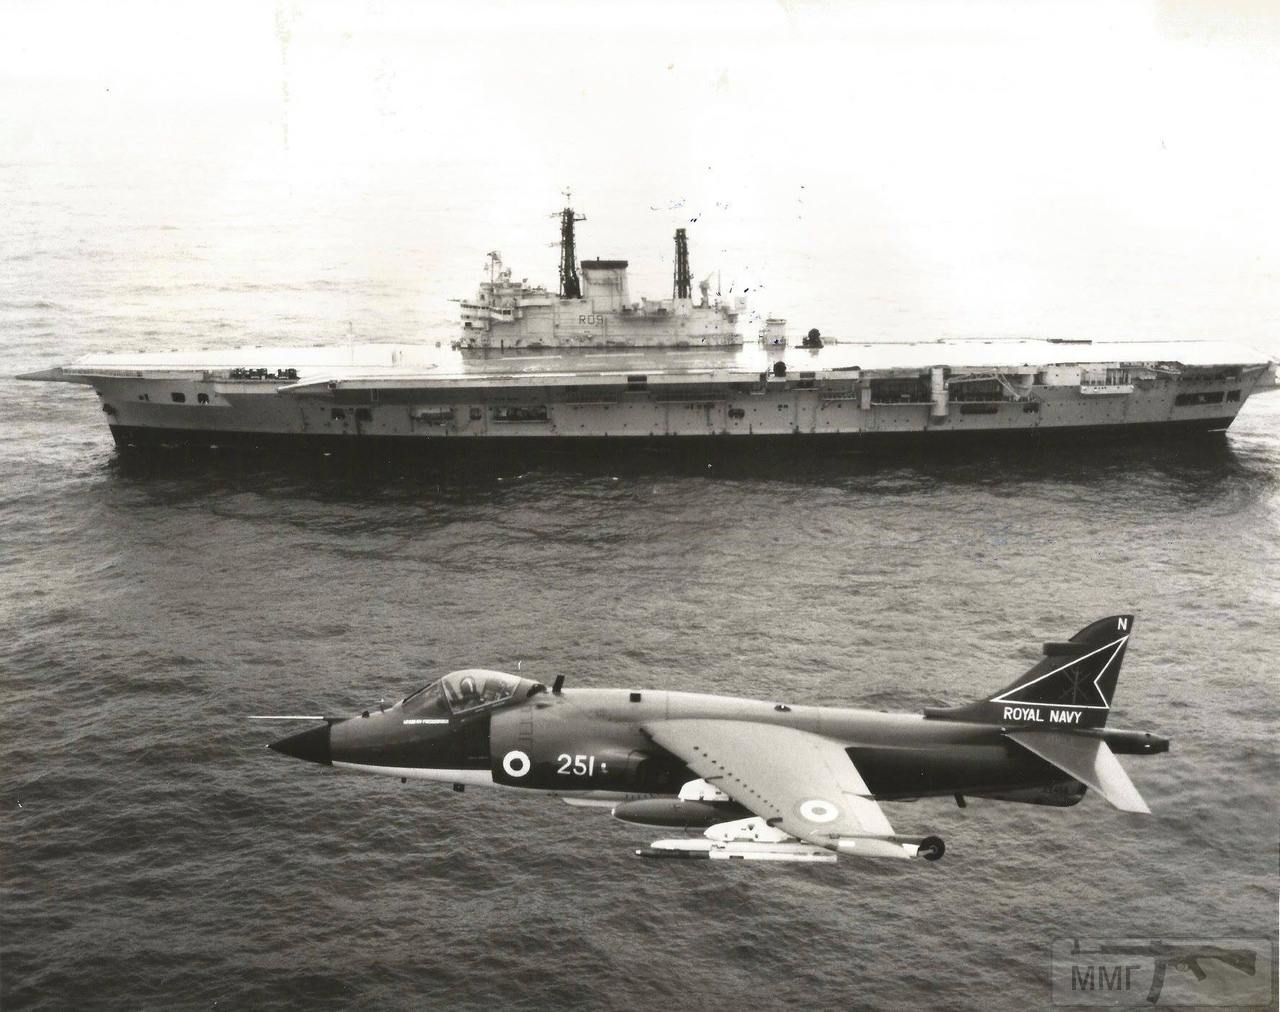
[{"xmin": 106, "ymin": 415, "xmax": 1239, "ymax": 458}]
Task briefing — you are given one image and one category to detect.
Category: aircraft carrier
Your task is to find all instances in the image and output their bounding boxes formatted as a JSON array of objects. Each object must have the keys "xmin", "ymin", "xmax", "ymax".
[{"xmin": 20, "ymin": 204, "xmax": 1275, "ymax": 456}]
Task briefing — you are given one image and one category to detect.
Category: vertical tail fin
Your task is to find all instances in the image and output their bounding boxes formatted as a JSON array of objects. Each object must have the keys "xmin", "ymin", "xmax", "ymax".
[{"xmin": 923, "ymin": 615, "xmax": 1133, "ymax": 729}]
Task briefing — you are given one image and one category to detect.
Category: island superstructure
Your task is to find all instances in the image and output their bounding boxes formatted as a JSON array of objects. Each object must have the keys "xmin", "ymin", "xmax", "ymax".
[
  {"xmin": 456, "ymin": 209, "xmax": 742, "ymax": 350},
  {"xmin": 20, "ymin": 203, "xmax": 1275, "ymax": 454}
]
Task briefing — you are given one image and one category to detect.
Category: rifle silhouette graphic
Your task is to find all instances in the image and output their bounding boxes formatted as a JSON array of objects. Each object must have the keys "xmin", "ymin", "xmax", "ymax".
[{"xmin": 1082, "ymin": 941, "xmax": 1258, "ymax": 1004}]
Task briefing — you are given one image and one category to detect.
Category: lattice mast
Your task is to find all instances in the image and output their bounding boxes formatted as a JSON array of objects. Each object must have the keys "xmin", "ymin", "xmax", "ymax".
[
  {"xmin": 673, "ymin": 228, "xmax": 691, "ymax": 300},
  {"xmin": 558, "ymin": 198, "xmax": 586, "ymax": 299}
]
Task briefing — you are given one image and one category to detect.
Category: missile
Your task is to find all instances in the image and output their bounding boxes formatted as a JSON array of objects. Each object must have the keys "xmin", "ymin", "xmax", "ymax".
[{"xmin": 639, "ymin": 839, "xmax": 838, "ymax": 863}]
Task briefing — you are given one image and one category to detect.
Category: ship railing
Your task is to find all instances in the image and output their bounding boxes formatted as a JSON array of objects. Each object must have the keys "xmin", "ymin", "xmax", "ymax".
[{"xmin": 227, "ymin": 367, "xmax": 300, "ymax": 381}]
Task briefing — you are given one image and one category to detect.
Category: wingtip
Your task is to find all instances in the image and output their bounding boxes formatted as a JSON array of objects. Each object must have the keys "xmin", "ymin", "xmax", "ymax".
[{"xmin": 1115, "ymin": 796, "xmax": 1152, "ymax": 815}]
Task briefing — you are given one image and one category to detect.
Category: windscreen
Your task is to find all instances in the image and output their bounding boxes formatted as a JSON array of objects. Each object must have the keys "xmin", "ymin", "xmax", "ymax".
[{"xmin": 401, "ymin": 679, "xmax": 450, "ymax": 719}]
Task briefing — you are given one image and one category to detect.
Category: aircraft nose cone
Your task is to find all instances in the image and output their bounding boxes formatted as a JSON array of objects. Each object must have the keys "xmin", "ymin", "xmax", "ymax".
[{"xmin": 269, "ymin": 724, "xmax": 332, "ymax": 766}]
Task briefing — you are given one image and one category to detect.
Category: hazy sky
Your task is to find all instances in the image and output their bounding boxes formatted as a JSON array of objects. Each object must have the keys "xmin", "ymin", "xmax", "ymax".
[{"xmin": 4, "ymin": 0, "xmax": 1279, "ymax": 347}]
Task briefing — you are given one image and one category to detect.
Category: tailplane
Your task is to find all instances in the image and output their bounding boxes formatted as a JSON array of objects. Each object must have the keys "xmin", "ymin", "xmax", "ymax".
[
  {"xmin": 1004, "ymin": 730, "xmax": 1150, "ymax": 813},
  {"xmin": 923, "ymin": 615, "xmax": 1133, "ymax": 730}
]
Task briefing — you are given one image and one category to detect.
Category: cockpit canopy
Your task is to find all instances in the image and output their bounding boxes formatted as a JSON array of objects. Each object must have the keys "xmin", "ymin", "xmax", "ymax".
[{"xmin": 402, "ymin": 668, "xmax": 542, "ymax": 718}]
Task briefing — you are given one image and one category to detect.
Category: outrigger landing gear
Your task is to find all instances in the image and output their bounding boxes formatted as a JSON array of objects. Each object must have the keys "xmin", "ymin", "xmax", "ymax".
[{"xmin": 917, "ymin": 835, "xmax": 946, "ymax": 861}]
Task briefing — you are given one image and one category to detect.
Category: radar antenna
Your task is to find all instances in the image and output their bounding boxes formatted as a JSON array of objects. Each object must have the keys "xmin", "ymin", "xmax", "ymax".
[
  {"xmin": 556, "ymin": 190, "xmax": 585, "ymax": 299},
  {"xmin": 673, "ymin": 228, "xmax": 691, "ymax": 300}
]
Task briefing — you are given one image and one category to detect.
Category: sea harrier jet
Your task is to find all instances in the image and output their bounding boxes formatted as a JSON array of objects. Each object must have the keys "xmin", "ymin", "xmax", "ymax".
[{"xmin": 258, "ymin": 615, "xmax": 1167, "ymax": 863}]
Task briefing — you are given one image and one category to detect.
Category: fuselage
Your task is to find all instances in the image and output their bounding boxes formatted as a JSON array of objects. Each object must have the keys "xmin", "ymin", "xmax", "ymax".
[{"xmin": 278, "ymin": 682, "xmax": 1099, "ymax": 807}]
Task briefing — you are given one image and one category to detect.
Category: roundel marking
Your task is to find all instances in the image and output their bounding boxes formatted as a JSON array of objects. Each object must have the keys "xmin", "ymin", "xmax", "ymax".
[
  {"xmin": 798, "ymin": 798, "xmax": 840, "ymax": 824},
  {"xmin": 502, "ymin": 750, "xmax": 531, "ymax": 778}
]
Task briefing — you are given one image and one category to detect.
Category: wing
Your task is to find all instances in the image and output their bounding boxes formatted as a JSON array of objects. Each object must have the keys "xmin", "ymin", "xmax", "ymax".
[{"xmin": 643, "ymin": 719, "xmax": 912, "ymax": 858}]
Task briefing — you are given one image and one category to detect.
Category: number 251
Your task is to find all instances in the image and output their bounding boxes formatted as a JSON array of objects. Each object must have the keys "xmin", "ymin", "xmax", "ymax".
[{"xmin": 556, "ymin": 753, "xmax": 595, "ymax": 776}]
